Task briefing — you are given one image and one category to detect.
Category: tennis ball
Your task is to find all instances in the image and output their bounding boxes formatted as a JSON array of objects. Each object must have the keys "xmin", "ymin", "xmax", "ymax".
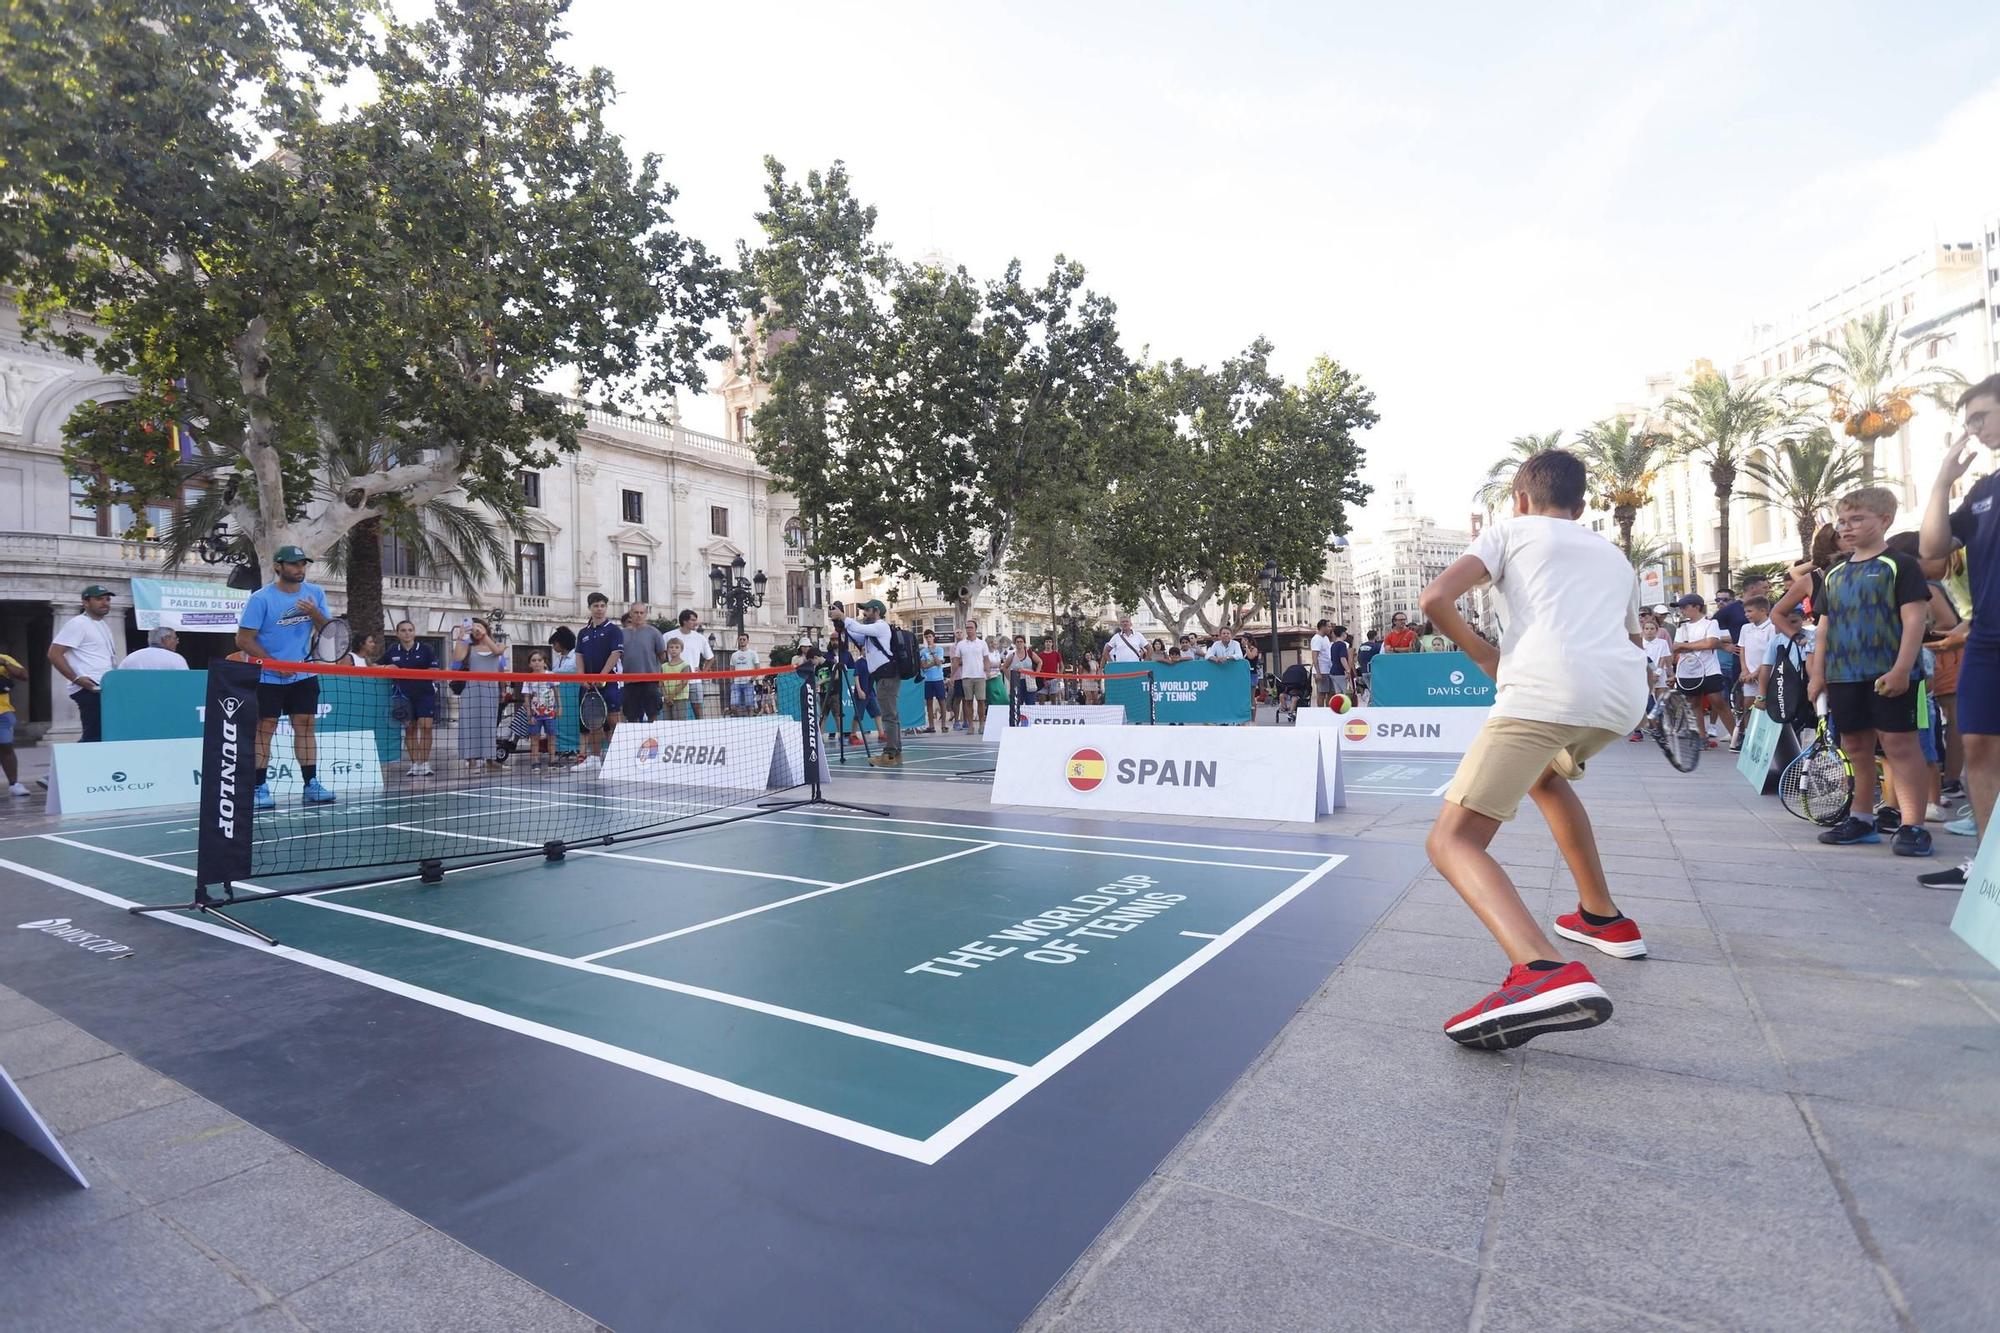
[{"xmin": 1330, "ymin": 695, "xmax": 1351, "ymax": 714}]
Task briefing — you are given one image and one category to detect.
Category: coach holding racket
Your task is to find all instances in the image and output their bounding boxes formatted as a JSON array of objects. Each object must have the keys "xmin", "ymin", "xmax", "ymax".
[{"xmin": 236, "ymin": 545, "xmax": 336, "ymax": 811}]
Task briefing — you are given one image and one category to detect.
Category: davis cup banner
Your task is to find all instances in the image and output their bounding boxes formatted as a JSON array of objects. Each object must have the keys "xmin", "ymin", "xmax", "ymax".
[
  {"xmin": 991, "ymin": 724, "xmax": 1324, "ymax": 822},
  {"xmin": 131, "ymin": 577, "xmax": 251, "ymax": 631}
]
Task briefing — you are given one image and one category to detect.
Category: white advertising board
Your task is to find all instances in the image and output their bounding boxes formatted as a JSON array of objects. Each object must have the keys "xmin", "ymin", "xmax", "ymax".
[
  {"xmin": 46, "ymin": 737, "xmax": 202, "ymax": 815},
  {"xmin": 981, "ymin": 704, "xmax": 1126, "ymax": 743},
  {"xmin": 991, "ymin": 724, "xmax": 1325, "ymax": 823},
  {"xmin": 1298, "ymin": 705, "xmax": 1491, "ymax": 755},
  {"xmin": 603, "ymin": 718, "xmax": 810, "ymax": 791},
  {"xmin": 259, "ymin": 729, "xmax": 384, "ymax": 802}
]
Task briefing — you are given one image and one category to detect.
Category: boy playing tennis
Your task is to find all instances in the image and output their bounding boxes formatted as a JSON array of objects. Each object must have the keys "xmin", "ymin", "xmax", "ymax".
[{"xmin": 1419, "ymin": 451, "xmax": 1649, "ymax": 1049}]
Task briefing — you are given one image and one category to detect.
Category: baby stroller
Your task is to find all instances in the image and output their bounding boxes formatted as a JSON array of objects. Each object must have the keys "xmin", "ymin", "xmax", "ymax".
[{"xmin": 1273, "ymin": 663, "xmax": 1314, "ymax": 724}]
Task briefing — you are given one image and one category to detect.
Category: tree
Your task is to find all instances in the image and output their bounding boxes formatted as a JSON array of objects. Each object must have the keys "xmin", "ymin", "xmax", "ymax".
[
  {"xmin": 1737, "ymin": 427, "xmax": 1864, "ymax": 560},
  {"xmin": 1476, "ymin": 431, "xmax": 1564, "ymax": 509},
  {"xmin": 1661, "ymin": 373, "xmax": 1785, "ymax": 591},
  {"xmin": 1574, "ymin": 416, "xmax": 1667, "ymax": 557},
  {"xmin": 4, "ymin": 0, "xmax": 730, "ymax": 575},
  {"xmin": 1096, "ymin": 346, "xmax": 1375, "ymax": 635},
  {"xmin": 1790, "ymin": 309, "xmax": 1966, "ymax": 481},
  {"xmin": 1001, "ymin": 479, "xmax": 1106, "ymax": 639},
  {"xmin": 743, "ymin": 159, "xmax": 1127, "ymax": 621}
]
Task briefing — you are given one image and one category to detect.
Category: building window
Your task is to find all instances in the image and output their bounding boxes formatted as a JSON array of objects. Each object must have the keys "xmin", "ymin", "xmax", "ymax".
[
  {"xmin": 621, "ymin": 489, "xmax": 644, "ymax": 524},
  {"xmin": 710, "ymin": 505, "xmax": 728, "ymax": 537},
  {"xmin": 515, "ymin": 541, "xmax": 547, "ymax": 597},
  {"xmin": 519, "ymin": 471, "xmax": 541, "ymax": 508},
  {"xmin": 69, "ymin": 475, "xmax": 100, "ymax": 536},
  {"xmin": 783, "ymin": 517, "xmax": 805, "ymax": 551},
  {"xmin": 932, "ymin": 616, "xmax": 954, "ymax": 638},
  {"xmin": 1902, "ymin": 293, "xmax": 1915, "ymax": 315},
  {"xmin": 622, "ymin": 553, "xmax": 649, "ymax": 605},
  {"xmin": 786, "ymin": 570, "xmax": 809, "ymax": 617},
  {"xmin": 383, "ymin": 532, "xmax": 419, "ymax": 577},
  {"xmin": 735, "ymin": 407, "xmax": 750, "ymax": 442}
]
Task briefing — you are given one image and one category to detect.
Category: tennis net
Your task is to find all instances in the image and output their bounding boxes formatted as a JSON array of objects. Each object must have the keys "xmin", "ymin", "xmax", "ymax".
[
  {"xmin": 179, "ymin": 655, "xmax": 824, "ymax": 908},
  {"xmin": 1015, "ymin": 667, "xmax": 1157, "ymax": 724}
]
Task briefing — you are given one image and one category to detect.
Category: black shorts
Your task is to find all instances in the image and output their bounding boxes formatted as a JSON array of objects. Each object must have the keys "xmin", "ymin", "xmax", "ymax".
[
  {"xmin": 1673, "ymin": 673, "xmax": 1724, "ymax": 698},
  {"xmin": 257, "ymin": 676, "xmax": 321, "ymax": 720},
  {"xmin": 1826, "ymin": 679, "xmax": 1919, "ymax": 735}
]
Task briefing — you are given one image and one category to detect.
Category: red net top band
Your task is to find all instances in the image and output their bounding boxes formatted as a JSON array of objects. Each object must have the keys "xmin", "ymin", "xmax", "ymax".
[{"xmin": 236, "ymin": 656, "xmax": 799, "ymax": 686}]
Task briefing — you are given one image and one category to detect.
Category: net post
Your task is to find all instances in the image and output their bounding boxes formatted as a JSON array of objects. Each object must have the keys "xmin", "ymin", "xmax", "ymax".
[{"xmin": 1145, "ymin": 665, "xmax": 1157, "ymax": 725}]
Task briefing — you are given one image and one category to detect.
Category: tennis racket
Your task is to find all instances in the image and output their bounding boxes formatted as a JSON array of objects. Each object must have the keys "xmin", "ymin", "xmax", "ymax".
[
  {"xmin": 1779, "ymin": 695, "xmax": 1853, "ymax": 825},
  {"xmin": 1652, "ymin": 690, "xmax": 1703, "ymax": 772},
  {"xmin": 579, "ymin": 686, "xmax": 608, "ymax": 732},
  {"xmin": 310, "ymin": 617, "xmax": 351, "ymax": 664}
]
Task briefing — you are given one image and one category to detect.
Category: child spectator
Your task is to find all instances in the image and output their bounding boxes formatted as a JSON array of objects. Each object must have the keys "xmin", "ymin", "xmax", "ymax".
[
  {"xmin": 1808, "ymin": 486, "xmax": 1933, "ymax": 856},
  {"xmin": 521, "ymin": 651, "xmax": 561, "ymax": 771},
  {"xmin": 1418, "ymin": 450, "xmax": 1648, "ymax": 1049},
  {"xmin": 660, "ymin": 636, "xmax": 693, "ymax": 720},
  {"xmin": 1732, "ymin": 596, "xmax": 1775, "ymax": 750}
]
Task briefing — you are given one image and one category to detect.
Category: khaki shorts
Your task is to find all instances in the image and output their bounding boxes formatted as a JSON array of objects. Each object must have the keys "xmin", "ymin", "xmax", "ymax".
[{"xmin": 1444, "ymin": 717, "xmax": 1626, "ymax": 822}]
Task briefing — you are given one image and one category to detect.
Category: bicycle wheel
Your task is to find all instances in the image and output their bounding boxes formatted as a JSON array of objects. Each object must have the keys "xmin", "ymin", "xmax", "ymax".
[{"xmin": 1654, "ymin": 692, "xmax": 1702, "ymax": 772}]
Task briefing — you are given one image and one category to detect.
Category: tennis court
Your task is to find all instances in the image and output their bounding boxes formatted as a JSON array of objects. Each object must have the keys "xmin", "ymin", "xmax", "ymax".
[
  {"xmin": 1341, "ymin": 753, "xmax": 1461, "ymax": 798},
  {"xmin": 1, "ymin": 794, "xmax": 1343, "ymax": 1163}
]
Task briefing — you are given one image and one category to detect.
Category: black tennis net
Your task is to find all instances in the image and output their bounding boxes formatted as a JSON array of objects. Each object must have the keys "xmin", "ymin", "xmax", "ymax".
[{"xmin": 178, "ymin": 655, "xmax": 822, "ymax": 908}]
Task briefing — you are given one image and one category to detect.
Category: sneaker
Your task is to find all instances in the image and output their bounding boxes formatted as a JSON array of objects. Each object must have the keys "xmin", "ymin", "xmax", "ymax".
[
  {"xmin": 869, "ymin": 753, "xmax": 901, "ymax": 768},
  {"xmin": 1818, "ymin": 817, "xmax": 1880, "ymax": 845},
  {"xmin": 1552, "ymin": 909, "xmax": 1648, "ymax": 959},
  {"xmin": 1940, "ymin": 780, "xmax": 1967, "ymax": 803},
  {"xmin": 1925, "ymin": 803, "xmax": 1951, "ymax": 823},
  {"xmin": 8, "ymin": 782, "xmax": 30, "ymax": 796},
  {"xmin": 1891, "ymin": 825, "xmax": 1933, "ymax": 858},
  {"xmin": 301, "ymin": 779, "xmax": 336, "ymax": 805},
  {"xmin": 1917, "ymin": 861, "xmax": 1970, "ymax": 890},
  {"xmin": 254, "ymin": 783, "xmax": 275, "ymax": 812},
  {"xmin": 1444, "ymin": 961, "xmax": 1612, "ymax": 1050},
  {"xmin": 1945, "ymin": 815, "xmax": 1977, "ymax": 837},
  {"xmin": 1627, "ymin": 730, "xmax": 1645, "ymax": 743},
  {"xmin": 1874, "ymin": 806, "xmax": 1902, "ymax": 835},
  {"xmin": 1704, "ymin": 739, "xmax": 1719, "ymax": 750}
]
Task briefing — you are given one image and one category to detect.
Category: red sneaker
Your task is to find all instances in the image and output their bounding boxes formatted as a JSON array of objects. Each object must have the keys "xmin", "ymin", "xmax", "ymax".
[
  {"xmin": 1444, "ymin": 961, "xmax": 1611, "ymax": 1050},
  {"xmin": 1552, "ymin": 909, "xmax": 1648, "ymax": 959}
]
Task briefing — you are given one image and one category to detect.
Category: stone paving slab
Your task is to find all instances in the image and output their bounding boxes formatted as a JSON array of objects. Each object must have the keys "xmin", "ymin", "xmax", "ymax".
[{"xmin": 1031, "ymin": 740, "xmax": 1997, "ymax": 1332}]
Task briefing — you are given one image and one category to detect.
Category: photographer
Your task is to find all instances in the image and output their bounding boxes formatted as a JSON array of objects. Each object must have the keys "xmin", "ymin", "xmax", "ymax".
[{"xmin": 833, "ymin": 598, "xmax": 901, "ymax": 768}]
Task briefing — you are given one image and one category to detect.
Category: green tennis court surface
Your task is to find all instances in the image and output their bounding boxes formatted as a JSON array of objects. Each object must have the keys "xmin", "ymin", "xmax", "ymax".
[{"xmin": 0, "ymin": 796, "xmax": 1342, "ymax": 1163}]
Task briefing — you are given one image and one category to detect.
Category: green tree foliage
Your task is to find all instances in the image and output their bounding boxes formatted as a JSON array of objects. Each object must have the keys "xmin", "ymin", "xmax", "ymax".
[
  {"xmin": 1575, "ymin": 416, "xmax": 1667, "ymax": 557},
  {"xmin": 1661, "ymin": 373, "xmax": 1786, "ymax": 590},
  {"xmin": 1, "ymin": 0, "xmax": 730, "ymax": 581},
  {"xmin": 1097, "ymin": 345, "xmax": 1375, "ymax": 634},
  {"xmin": 1476, "ymin": 431, "xmax": 1564, "ymax": 509},
  {"xmin": 741, "ymin": 159, "xmax": 1128, "ymax": 620},
  {"xmin": 1738, "ymin": 427, "xmax": 1864, "ymax": 560},
  {"xmin": 1789, "ymin": 310, "xmax": 1965, "ymax": 482}
]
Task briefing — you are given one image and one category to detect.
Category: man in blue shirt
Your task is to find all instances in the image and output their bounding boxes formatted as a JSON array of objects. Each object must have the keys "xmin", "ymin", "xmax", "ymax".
[
  {"xmin": 572, "ymin": 591, "xmax": 624, "ymax": 770},
  {"xmin": 235, "ymin": 545, "xmax": 334, "ymax": 809},
  {"xmin": 382, "ymin": 619, "xmax": 440, "ymax": 777},
  {"xmin": 1919, "ymin": 374, "xmax": 2000, "ymax": 888},
  {"xmin": 918, "ymin": 629, "xmax": 948, "ymax": 733}
]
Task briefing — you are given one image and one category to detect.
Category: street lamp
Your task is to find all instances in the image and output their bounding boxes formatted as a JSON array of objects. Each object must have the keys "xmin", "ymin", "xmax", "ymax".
[
  {"xmin": 709, "ymin": 553, "xmax": 767, "ymax": 637},
  {"xmin": 1256, "ymin": 557, "xmax": 1287, "ymax": 687},
  {"xmin": 193, "ymin": 519, "xmax": 262, "ymax": 590},
  {"xmin": 1059, "ymin": 604, "xmax": 1084, "ymax": 665}
]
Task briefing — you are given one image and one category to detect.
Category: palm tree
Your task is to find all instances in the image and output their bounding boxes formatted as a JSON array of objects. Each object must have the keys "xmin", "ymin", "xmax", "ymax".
[
  {"xmin": 1660, "ymin": 372, "xmax": 1784, "ymax": 592},
  {"xmin": 1575, "ymin": 416, "xmax": 1667, "ymax": 557},
  {"xmin": 1789, "ymin": 309, "xmax": 1967, "ymax": 481},
  {"xmin": 1623, "ymin": 533, "xmax": 1670, "ymax": 575},
  {"xmin": 1737, "ymin": 427, "xmax": 1864, "ymax": 560},
  {"xmin": 1475, "ymin": 431, "xmax": 1563, "ymax": 508}
]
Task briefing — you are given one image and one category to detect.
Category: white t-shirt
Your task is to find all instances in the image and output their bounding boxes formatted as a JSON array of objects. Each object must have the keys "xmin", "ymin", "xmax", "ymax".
[
  {"xmin": 1462, "ymin": 515, "xmax": 1646, "ymax": 732},
  {"xmin": 1642, "ymin": 637, "xmax": 1670, "ymax": 684},
  {"xmin": 843, "ymin": 618, "xmax": 892, "ymax": 675},
  {"xmin": 53, "ymin": 613, "xmax": 119, "ymax": 694},
  {"xmin": 729, "ymin": 648, "xmax": 758, "ymax": 672},
  {"xmin": 1734, "ymin": 621, "xmax": 1775, "ymax": 692},
  {"xmin": 951, "ymin": 637, "xmax": 989, "ymax": 679},
  {"xmin": 1673, "ymin": 618, "xmax": 1728, "ymax": 680},
  {"xmin": 1104, "ymin": 630, "xmax": 1148, "ymax": 664},
  {"xmin": 120, "ymin": 646, "xmax": 189, "ymax": 671},
  {"xmin": 664, "ymin": 628, "xmax": 713, "ymax": 668},
  {"xmin": 1206, "ymin": 638, "xmax": 1244, "ymax": 661},
  {"xmin": 1308, "ymin": 633, "xmax": 1330, "ymax": 674}
]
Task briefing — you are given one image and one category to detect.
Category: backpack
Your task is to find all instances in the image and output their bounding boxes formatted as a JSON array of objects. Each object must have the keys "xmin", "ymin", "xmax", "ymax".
[
  {"xmin": 873, "ymin": 623, "xmax": 919, "ymax": 681},
  {"xmin": 1764, "ymin": 634, "xmax": 1812, "ymax": 729}
]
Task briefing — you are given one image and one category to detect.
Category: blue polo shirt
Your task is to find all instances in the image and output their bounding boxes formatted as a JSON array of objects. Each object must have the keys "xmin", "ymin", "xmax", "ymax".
[
  {"xmin": 240, "ymin": 581, "xmax": 328, "ymax": 684},
  {"xmin": 1951, "ymin": 472, "xmax": 1999, "ymax": 643},
  {"xmin": 381, "ymin": 639, "xmax": 438, "ymax": 699},
  {"xmin": 576, "ymin": 619, "xmax": 624, "ymax": 673}
]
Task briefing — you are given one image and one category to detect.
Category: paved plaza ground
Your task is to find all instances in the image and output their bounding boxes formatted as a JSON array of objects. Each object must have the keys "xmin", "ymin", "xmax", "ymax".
[{"xmin": 2, "ymin": 733, "xmax": 1995, "ymax": 1331}]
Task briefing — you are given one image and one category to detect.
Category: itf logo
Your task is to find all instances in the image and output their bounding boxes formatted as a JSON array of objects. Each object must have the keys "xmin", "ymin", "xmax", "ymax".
[{"xmin": 1065, "ymin": 748, "xmax": 1106, "ymax": 791}]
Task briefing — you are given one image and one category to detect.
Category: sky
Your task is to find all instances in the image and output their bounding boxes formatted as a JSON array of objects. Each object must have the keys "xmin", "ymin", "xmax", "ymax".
[{"xmin": 555, "ymin": 0, "xmax": 2000, "ymax": 534}]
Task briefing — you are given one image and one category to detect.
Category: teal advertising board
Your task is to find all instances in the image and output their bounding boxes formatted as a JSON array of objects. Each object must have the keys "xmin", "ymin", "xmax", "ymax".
[
  {"xmin": 1735, "ymin": 709, "xmax": 1782, "ymax": 791},
  {"xmin": 103, "ymin": 669, "xmax": 401, "ymax": 761},
  {"xmin": 1367, "ymin": 652, "xmax": 1495, "ymax": 708},
  {"xmin": 130, "ymin": 577, "xmax": 249, "ymax": 630},
  {"xmin": 1104, "ymin": 659, "xmax": 1252, "ymax": 725},
  {"xmin": 777, "ymin": 669, "xmax": 927, "ymax": 734},
  {"xmin": 1950, "ymin": 830, "xmax": 2000, "ymax": 974}
]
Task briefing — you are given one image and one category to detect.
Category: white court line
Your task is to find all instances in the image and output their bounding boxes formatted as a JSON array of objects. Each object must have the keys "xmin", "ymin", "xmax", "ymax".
[
  {"xmin": 1430, "ymin": 779, "xmax": 1454, "ymax": 796},
  {"xmin": 31, "ymin": 838, "xmax": 1026, "ymax": 1078},
  {"xmin": 0, "ymin": 854, "xmax": 948, "ymax": 1162},
  {"xmin": 758, "ymin": 818, "xmax": 1308, "ymax": 873},
  {"xmin": 1179, "ymin": 931, "xmax": 1220, "ymax": 939},
  {"xmin": 576, "ymin": 843, "xmax": 996, "ymax": 963},
  {"xmin": 783, "ymin": 809, "xmax": 1332, "ymax": 861},
  {"xmin": 914, "ymin": 852, "xmax": 1348, "ymax": 1163}
]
